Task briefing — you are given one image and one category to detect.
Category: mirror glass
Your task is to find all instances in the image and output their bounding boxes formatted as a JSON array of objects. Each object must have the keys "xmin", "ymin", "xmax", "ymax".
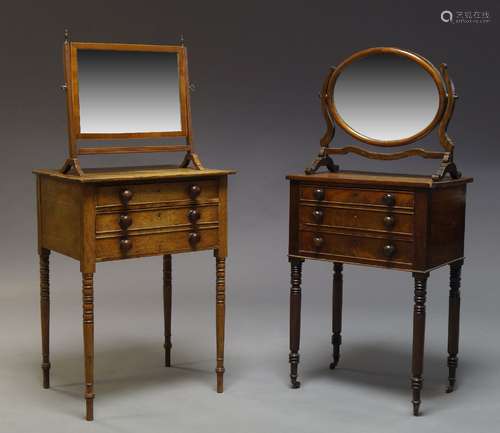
[
  {"xmin": 332, "ymin": 53, "xmax": 440, "ymax": 141},
  {"xmin": 77, "ymin": 50, "xmax": 182, "ymax": 134}
]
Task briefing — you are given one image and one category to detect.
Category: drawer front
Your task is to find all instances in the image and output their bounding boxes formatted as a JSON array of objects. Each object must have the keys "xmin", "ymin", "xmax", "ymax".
[
  {"xmin": 299, "ymin": 204, "xmax": 413, "ymax": 235},
  {"xmin": 96, "ymin": 204, "xmax": 219, "ymax": 235},
  {"xmin": 96, "ymin": 228, "xmax": 219, "ymax": 261},
  {"xmin": 96, "ymin": 179, "xmax": 219, "ymax": 208},
  {"xmin": 298, "ymin": 230, "xmax": 414, "ymax": 267},
  {"xmin": 300, "ymin": 185, "xmax": 414, "ymax": 209}
]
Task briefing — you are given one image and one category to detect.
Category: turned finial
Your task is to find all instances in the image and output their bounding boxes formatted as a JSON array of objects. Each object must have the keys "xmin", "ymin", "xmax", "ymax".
[
  {"xmin": 64, "ymin": 28, "xmax": 70, "ymax": 43},
  {"xmin": 180, "ymin": 33, "xmax": 184, "ymax": 46}
]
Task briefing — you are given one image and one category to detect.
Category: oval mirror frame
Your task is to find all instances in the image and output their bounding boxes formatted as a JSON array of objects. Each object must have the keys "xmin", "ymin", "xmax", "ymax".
[{"xmin": 327, "ymin": 47, "xmax": 447, "ymax": 147}]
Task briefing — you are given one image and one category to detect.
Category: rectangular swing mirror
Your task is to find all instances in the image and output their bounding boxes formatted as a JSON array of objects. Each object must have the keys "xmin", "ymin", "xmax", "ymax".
[
  {"xmin": 61, "ymin": 39, "xmax": 202, "ymax": 175},
  {"xmin": 70, "ymin": 43, "xmax": 189, "ymax": 139}
]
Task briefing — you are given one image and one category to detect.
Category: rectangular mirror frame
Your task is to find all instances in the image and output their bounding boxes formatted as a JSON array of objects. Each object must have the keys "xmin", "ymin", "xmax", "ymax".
[{"xmin": 63, "ymin": 41, "xmax": 192, "ymax": 157}]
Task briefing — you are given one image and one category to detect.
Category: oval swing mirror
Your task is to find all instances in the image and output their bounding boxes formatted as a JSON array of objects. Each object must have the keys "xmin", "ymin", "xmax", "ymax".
[{"xmin": 328, "ymin": 48, "xmax": 446, "ymax": 146}]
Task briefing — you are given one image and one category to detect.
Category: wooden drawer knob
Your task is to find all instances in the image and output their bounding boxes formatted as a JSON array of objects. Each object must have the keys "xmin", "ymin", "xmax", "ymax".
[
  {"xmin": 313, "ymin": 188, "xmax": 325, "ymax": 201},
  {"xmin": 120, "ymin": 238, "xmax": 133, "ymax": 252},
  {"xmin": 383, "ymin": 215, "xmax": 395, "ymax": 229},
  {"xmin": 383, "ymin": 243, "xmax": 396, "ymax": 258},
  {"xmin": 188, "ymin": 232, "xmax": 201, "ymax": 245},
  {"xmin": 188, "ymin": 184, "xmax": 201, "ymax": 199},
  {"xmin": 312, "ymin": 235, "xmax": 324, "ymax": 250},
  {"xmin": 188, "ymin": 209, "xmax": 201, "ymax": 223},
  {"xmin": 119, "ymin": 214, "xmax": 133, "ymax": 230},
  {"xmin": 382, "ymin": 193, "xmax": 395, "ymax": 206},
  {"xmin": 120, "ymin": 189, "xmax": 133, "ymax": 204},
  {"xmin": 312, "ymin": 208, "xmax": 324, "ymax": 224}
]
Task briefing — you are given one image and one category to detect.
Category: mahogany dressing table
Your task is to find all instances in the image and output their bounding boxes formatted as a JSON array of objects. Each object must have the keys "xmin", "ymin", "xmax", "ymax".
[
  {"xmin": 287, "ymin": 47, "xmax": 472, "ymax": 416},
  {"xmin": 34, "ymin": 31, "xmax": 234, "ymax": 420}
]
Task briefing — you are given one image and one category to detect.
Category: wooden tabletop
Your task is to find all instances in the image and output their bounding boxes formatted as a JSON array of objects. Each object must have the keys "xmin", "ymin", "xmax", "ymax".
[
  {"xmin": 33, "ymin": 165, "xmax": 236, "ymax": 183},
  {"xmin": 287, "ymin": 170, "xmax": 473, "ymax": 189}
]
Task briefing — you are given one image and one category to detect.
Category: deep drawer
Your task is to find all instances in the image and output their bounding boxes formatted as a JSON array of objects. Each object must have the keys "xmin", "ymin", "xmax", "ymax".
[
  {"xmin": 298, "ymin": 230, "xmax": 414, "ymax": 267},
  {"xmin": 96, "ymin": 228, "xmax": 219, "ymax": 261}
]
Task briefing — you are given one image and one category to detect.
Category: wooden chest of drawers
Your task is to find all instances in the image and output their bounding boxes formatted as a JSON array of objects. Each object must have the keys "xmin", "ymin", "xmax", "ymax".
[
  {"xmin": 35, "ymin": 168, "xmax": 232, "ymax": 264},
  {"xmin": 288, "ymin": 171, "xmax": 472, "ymax": 272}
]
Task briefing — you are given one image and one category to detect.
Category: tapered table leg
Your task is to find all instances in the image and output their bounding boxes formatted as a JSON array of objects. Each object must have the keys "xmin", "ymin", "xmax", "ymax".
[
  {"xmin": 40, "ymin": 248, "xmax": 51, "ymax": 389},
  {"xmin": 82, "ymin": 272, "xmax": 95, "ymax": 421},
  {"xmin": 163, "ymin": 255, "xmax": 172, "ymax": 367},
  {"xmin": 330, "ymin": 262, "xmax": 343, "ymax": 370},
  {"xmin": 447, "ymin": 260, "xmax": 463, "ymax": 393},
  {"xmin": 289, "ymin": 258, "xmax": 304, "ymax": 388},
  {"xmin": 215, "ymin": 254, "xmax": 226, "ymax": 393},
  {"xmin": 411, "ymin": 272, "xmax": 428, "ymax": 416}
]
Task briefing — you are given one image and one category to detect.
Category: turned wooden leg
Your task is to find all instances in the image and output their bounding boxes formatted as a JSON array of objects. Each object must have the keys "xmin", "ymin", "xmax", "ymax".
[
  {"xmin": 447, "ymin": 260, "xmax": 463, "ymax": 393},
  {"xmin": 82, "ymin": 272, "xmax": 95, "ymax": 421},
  {"xmin": 330, "ymin": 262, "xmax": 343, "ymax": 370},
  {"xmin": 289, "ymin": 258, "xmax": 304, "ymax": 388},
  {"xmin": 215, "ymin": 255, "xmax": 226, "ymax": 393},
  {"xmin": 411, "ymin": 272, "xmax": 428, "ymax": 416},
  {"xmin": 40, "ymin": 248, "xmax": 51, "ymax": 389},
  {"xmin": 163, "ymin": 255, "xmax": 172, "ymax": 367}
]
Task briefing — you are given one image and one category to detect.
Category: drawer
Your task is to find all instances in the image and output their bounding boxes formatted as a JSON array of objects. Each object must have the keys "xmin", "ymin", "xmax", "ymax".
[
  {"xmin": 299, "ymin": 204, "xmax": 413, "ymax": 235},
  {"xmin": 96, "ymin": 204, "xmax": 219, "ymax": 235},
  {"xmin": 299, "ymin": 185, "xmax": 414, "ymax": 209},
  {"xmin": 96, "ymin": 179, "xmax": 219, "ymax": 208},
  {"xmin": 298, "ymin": 230, "xmax": 414, "ymax": 267},
  {"xmin": 96, "ymin": 228, "xmax": 219, "ymax": 261}
]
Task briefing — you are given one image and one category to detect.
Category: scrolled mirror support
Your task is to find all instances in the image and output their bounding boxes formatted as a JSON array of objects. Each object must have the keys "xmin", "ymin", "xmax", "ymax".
[
  {"xmin": 305, "ymin": 147, "xmax": 339, "ymax": 175},
  {"xmin": 432, "ymin": 64, "xmax": 461, "ymax": 181},
  {"xmin": 305, "ymin": 67, "xmax": 339, "ymax": 174}
]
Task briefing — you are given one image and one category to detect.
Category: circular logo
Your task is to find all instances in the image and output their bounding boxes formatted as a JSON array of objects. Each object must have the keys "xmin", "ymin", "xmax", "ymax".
[{"xmin": 441, "ymin": 10, "xmax": 453, "ymax": 23}]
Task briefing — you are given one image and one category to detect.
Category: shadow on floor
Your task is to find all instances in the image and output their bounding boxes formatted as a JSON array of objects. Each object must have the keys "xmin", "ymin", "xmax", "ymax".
[
  {"xmin": 304, "ymin": 341, "xmax": 477, "ymax": 400},
  {"xmin": 32, "ymin": 340, "xmax": 220, "ymax": 401}
]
